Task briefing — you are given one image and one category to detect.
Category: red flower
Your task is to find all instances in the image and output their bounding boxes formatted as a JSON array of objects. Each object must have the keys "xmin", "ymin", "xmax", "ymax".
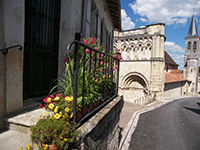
[
  {"xmin": 56, "ymin": 93, "xmax": 61, "ymax": 97},
  {"xmin": 85, "ymin": 49, "xmax": 90, "ymax": 53},
  {"xmin": 118, "ymin": 55, "xmax": 123, "ymax": 60},
  {"xmin": 63, "ymin": 58, "xmax": 67, "ymax": 62},
  {"xmin": 43, "ymin": 98, "xmax": 47, "ymax": 103},
  {"xmin": 39, "ymin": 104, "xmax": 42, "ymax": 108},
  {"xmin": 100, "ymin": 70, "xmax": 103, "ymax": 72},
  {"xmin": 90, "ymin": 40, "xmax": 94, "ymax": 45},
  {"xmin": 63, "ymin": 95, "xmax": 66, "ymax": 98},
  {"xmin": 83, "ymin": 40, "xmax": 87, "ymax": 44},
  {"xmin": 49, "ymin": 95, "xmax": 54, "ymax": 98},
  {"xmin": 45, "ymin": 105, "xmax": 48, "ymax": 109}
]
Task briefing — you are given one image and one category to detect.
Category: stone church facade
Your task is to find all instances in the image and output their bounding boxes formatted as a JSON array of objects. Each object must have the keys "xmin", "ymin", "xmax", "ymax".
[
  {"xmin": 183, "ymin": 15, "xmax": 200, "ymax": 95},
  {"xmin": 114, "ymin": 23, "xmax": 166, "ymax": 104}
]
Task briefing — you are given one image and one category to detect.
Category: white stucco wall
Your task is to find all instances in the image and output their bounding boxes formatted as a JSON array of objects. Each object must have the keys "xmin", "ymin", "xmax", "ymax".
[{"xmin": 2, "ymin": 0, "xmax": 24, "ymax": 114}]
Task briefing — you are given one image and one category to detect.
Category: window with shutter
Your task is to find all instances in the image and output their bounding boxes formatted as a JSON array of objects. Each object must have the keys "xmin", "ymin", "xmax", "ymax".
[
  {"xmin": 81, "ymin": 0, "xmax": 91, "ymax": 37},
  {"xmin": 96, "ymin": 9, "xmax": 101, "ymax": 45}
]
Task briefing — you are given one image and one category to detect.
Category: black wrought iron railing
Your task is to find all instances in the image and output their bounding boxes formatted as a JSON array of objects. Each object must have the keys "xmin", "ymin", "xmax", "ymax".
[
  {"xmin": 66, "ymin": 40, "xmax": 120, "ymax": 127},
  {"xmin": 0, "ymin": 45, "xmax": 23, "ymax": 54}
]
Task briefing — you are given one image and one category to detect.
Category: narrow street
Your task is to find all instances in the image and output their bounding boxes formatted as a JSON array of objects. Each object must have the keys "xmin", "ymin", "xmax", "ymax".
[{"xmin": 129, "ymin": 97, "xmax": 200, "ymax": 150}]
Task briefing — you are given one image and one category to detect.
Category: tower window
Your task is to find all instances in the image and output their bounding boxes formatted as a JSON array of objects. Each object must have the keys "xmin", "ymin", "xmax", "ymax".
[
  {"xmin": 188, "ymin": 42, "xmax": 191, "ymax": 50},
  {"xmin": 193, "ymin": 41, "xmax": 197, "ymax": 50}
]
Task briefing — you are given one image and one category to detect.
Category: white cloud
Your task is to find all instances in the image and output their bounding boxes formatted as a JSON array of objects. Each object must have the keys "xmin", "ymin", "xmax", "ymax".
[
  {"xmin": 140, "ymin": 17, "xmax": 147, "ymax": 22},
  {"xmin": 170, "ymin": 53, "xmax": 184, "ymax": 69},
  {"xmin": 128, "ymin": 0, "xmax": 200, "ymax": 25},
  {"xmin": 121, "ymin": 9, "xmax": 135, "ymax": 30},
  {"xmin": 165, "ymin": 41, "xmax": 185, "ymax": 69},
  {"xmin": 165, "ymin": 41, "xmax": 184, "ymax": 53}
]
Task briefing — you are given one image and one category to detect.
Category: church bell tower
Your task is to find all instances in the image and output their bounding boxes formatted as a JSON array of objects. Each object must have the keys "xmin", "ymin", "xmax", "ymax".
[{"xmin": 183, "ymin": 14, "xmax": 200, "ymax": 95}]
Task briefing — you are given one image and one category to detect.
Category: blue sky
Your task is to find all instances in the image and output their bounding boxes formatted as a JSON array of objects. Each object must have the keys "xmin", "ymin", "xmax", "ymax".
[{"xmin": 120, "ymin": 0, "xmax": 200, "ymax": 70}]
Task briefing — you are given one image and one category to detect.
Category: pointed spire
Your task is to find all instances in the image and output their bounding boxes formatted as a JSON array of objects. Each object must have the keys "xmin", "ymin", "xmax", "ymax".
[{"xmin": 187, "ymin": 14, "xmax": 199, "ymax": 37}]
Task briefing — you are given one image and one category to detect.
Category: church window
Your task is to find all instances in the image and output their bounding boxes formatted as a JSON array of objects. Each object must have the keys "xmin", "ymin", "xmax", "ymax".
[
  {"xmin": 193, "ymin": 41, "xmax": 197, "ymax": 50},
  {"xmin": 188, "ymin": 42, "xmax": 191, "ymax": 50}
]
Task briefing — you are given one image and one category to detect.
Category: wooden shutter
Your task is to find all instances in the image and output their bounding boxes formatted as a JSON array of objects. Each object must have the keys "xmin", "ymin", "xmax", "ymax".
[
  {"xmin": 106, "ymin": 30, "xmax": 109, "ymax": 52},
  {"xmin": 96, "ymin": 9, "xmax": 101, "ymax": 45},
  {"xmin": 81, "ymin": 0, "xmax": 91, "ymax": 37},
  {"xmin": 101, "ymin": 18, "xmax": 105, "ymax": 44}
]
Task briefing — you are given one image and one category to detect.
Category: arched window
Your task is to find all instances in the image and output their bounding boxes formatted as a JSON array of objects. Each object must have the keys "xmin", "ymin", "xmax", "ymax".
[
  {"xmin": 193, "ymin": 41, "xmax": 197, "ymax": 50},
  {"xmin": 188, "ymin": 42, "xmax": 191, "ymax": 50}
]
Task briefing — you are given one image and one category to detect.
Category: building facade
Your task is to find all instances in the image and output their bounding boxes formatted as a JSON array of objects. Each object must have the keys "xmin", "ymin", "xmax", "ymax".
[
  {"xmin": 0, "ymin": 0, "xmax": 121, "ymax": 130},
  {"xmin": 114, "ymin": 23, "xmax": 166, "ymax": 104},
  {"xmin": 183, "ymin": 15, "xmax": 200, "ymax": 95}
]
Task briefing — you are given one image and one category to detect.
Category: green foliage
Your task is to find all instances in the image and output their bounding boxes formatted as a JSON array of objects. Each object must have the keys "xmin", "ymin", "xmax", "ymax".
[
  {"xmin": 50, "ymin": 37, "xmax": 122, "ymax": 106},
  {"xmin": 30, "ymin": 115, "xmax": 80, "ymax": 150}
]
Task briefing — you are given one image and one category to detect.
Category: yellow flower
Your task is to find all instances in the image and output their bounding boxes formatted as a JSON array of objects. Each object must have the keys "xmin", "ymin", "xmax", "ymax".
[
  {"xmin": 103, "ymin": 75, "xmax": 106, "ymax": 79},
  {"xmin": 92, "ymin": 78, "xmax": 94, "ymax": 81},
  {"xmin": 26, "ymin": 144, "xmax": 30, "ymax": 149},
  {"xmin": 54, "ymin": 106, "xmax": 59, "ymax": 113},
  {"xmin": 65, "ymin": 107, "xmax": 70, "ymax": 112},
  {"xmin": 65, "ymin": 96, "xmax": 70, "ymax": 101},
  {"xmin": 109, "ymin": 75, "xmax": 112, "ymax": 78},
  {"xmin": 64, "ymin": 138, "xmax": 67, "ymax": 141},
  {"xmin": 65, "ymin": 113, "xmax": 69, "ymax": 118},
  {"xmin": 54, "ymin": 96, "xmax": 60, "ymax": 101},
  {"xmin": 70, "ymin": 96, "xmax": 73, "ymax": 101},
  {"xmin": 70, "ymin": 112, "xmax": 73, "ymax": 118},
  {"xmin": 47, "ymin": 97, "xmax": 51, "ymax": 103},
  {"xmin": 54, "ymin": 113, "xmax": 61, "ymax": 119},
  {"xmin": 49, "ymin": 103, "xmax": 54, "ymax": 109},
  {"xmin": 95, "ymin": 79, "xmax": 98, "ymax": 82},
  {"xmin": 44, "ymin": 144, "xmax": 48, "ymax": 150},
  {"xmin": 60, "ymin": 137, "xmax": 63, "ymax": 139},
  {"xmin": 78, "ymin": 104, "xmax": 82, "ymax": 108},
  {"xmin": 59, "ymin": 111, "xmax": 62, "ymax": 115}
]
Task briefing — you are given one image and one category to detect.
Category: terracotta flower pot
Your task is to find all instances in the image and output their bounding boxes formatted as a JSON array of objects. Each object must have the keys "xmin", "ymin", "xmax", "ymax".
[
  {"xmin": 76, "ymin": 110, "xmax": 82, "ymax": 121},
  {"xmin": 41, "ymin": 143, "xmax": 62, "ymax": 150}
]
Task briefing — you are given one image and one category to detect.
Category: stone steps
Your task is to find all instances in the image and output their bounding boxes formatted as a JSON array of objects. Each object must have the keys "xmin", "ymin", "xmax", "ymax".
[{"xmin": 4, "ymin": 107, "xmax": 46, "ymax": 134}]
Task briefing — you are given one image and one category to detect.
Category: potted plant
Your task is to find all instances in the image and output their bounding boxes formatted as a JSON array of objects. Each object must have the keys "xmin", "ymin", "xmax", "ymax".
[{"xmin": 30, "ymin": 114, "xmax": 80, "ymax": 150}]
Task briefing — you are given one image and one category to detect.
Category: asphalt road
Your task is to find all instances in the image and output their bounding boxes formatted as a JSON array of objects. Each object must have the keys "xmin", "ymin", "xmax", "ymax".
[{"xmin": 129, "ymin": 97, "xmax": 200, "ymax": 150}]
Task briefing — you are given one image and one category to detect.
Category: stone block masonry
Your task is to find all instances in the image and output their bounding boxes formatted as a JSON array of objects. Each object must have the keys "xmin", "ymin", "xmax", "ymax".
[{"xmin": 76, "ymin": 96, "xmax": 124, "ymax": 150}]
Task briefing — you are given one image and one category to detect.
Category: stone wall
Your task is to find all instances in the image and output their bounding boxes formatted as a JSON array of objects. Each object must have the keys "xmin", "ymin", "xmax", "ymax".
[
  {"xmin": 164, "ymin": 81, "xmax": 189, "ymax": 97},
  {"xmin": 76, "ymin": 96, "xmax": 124, "ymax": 150},
  {"xmin": 114, "ymin": 23, "xmax": 165, "ymax": 104}
]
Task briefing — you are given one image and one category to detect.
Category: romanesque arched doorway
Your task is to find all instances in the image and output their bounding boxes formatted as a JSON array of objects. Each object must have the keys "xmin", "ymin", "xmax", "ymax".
[{"xmin": 120, "ymin": 72, "xmax": 149, "ymax": 104}]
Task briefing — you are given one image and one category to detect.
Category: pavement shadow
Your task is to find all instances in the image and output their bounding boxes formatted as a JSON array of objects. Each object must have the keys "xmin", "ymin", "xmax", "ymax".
[
  {"xmin": 196, "ymin": 102, "xmax": 200, "ymax": 107},
  {"xmin": 183, "ymin": 106, "xmax": 200, "ymax": 115}
]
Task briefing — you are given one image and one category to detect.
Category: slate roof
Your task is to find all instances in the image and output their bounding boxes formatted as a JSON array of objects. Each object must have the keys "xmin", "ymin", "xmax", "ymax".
[
  {"xmin": 164, "ymin": 51, "xmax": 179, "ymax": 66},
  {"xmin": 186, "ymin": 14, "xmax": 199, "ymax": 38},
  {"xmin": 165, "ymin": 72, "xmax": 191, "ymax": 84}
]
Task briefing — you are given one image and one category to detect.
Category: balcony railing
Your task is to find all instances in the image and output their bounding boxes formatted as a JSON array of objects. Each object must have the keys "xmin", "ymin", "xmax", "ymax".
[{"xmin": 66, "ymin": 40, "xmax": 120, "ymax": 127}]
